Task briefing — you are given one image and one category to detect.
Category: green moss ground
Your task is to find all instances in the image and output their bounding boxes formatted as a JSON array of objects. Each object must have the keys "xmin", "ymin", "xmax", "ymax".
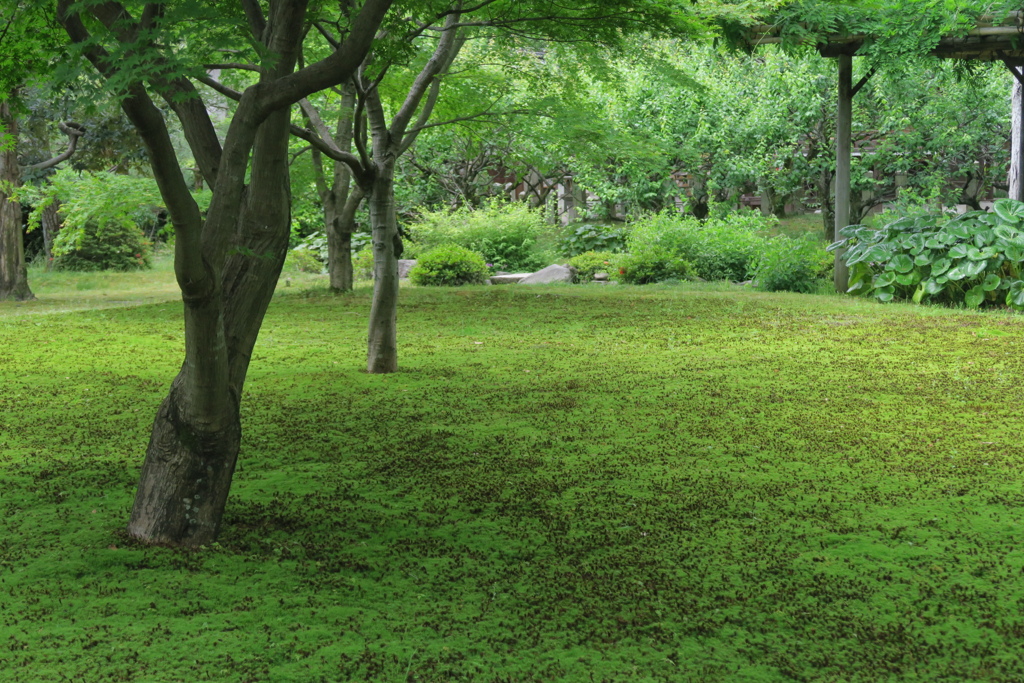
[{"xmin": 2, "ymin": 280, "xmax": 1024, "ymax": 681}]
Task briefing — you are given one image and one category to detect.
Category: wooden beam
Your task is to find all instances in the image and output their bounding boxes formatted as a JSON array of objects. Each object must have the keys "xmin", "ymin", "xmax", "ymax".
[{"xmin": 835, "ymin": 52, "xmax": 853, "ymax": 293}]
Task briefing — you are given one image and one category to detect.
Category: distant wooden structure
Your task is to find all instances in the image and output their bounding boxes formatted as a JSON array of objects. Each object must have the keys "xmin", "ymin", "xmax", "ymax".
[{"xmin": 746, "ymin": 12, "xmax": 1024, "ymax": 291}]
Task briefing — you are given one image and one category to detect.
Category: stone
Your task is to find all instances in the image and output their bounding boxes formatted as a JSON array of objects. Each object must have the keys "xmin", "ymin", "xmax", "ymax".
[
  {"xmin": 593, "ymin": 272, "xmax": 609, "ymax": 281},
  {"xmin": 518, "ymin": 264, "xmax": 575, "ymax": 285},
  {"xmin": 490, "ymin": 273, "xmax": 532, "ymax": 285},
  {"xmin": 398, "ymin": 259, "xmax": 417, "ymax": 279}
]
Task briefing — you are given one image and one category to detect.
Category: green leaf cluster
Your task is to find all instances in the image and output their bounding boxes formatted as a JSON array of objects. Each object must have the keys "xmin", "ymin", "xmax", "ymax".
[{"xmin": 833, "ymin": 199, "xmax": 1024, "ymax": 308}]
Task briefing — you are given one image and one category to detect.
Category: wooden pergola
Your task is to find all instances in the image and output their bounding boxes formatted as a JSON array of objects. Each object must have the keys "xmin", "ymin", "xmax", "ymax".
[{"xmin": 746, "ymin": 13, "xmax": 1024, "ymax": 291}]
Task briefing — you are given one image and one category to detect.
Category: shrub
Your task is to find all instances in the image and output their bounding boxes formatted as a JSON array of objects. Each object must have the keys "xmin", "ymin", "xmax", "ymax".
[
  {"xmin": 625, "ymin": 210, "xmax": 771, "ymax": 282},
  {"xmin": 832, "ymin": 200, "xmax": 1024, "ymax": 309},
  {"xmin": 16, "ymin": 169, "xmax": 212, "ymax": 271},
  {"xmin": 753, "ymin": 234, "xmax": 830, "ymax": 293},
  {"xmin": 408, "ymin": 203, "xmax": 549, "ymax": 272},
  {"xmin": 618, "ymin": 247, "xmax": 695, "ymax": 284},
  {"xmin": 53, "ymin": 220, "xmax": 152, "ymax": 272},
  {"xmin": 560, "ymin": 223, "xmax": 629, "ymax": 257},
  {"xmin": 284, "ymin": 248, "xmax": 323, "ymax": 274},
  {"xmin": 353, "ymin": 248, "xmax": 374, "ymax": 280},
  {"xmin": 409, "ymin": 245, "xmax": 489, "ymax": 286},
  {"xmin": 567, "ymin": 251, "xmax": 621, "ymax": 283}
]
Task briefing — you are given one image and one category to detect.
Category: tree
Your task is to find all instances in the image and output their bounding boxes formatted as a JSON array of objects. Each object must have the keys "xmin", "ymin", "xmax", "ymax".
[
  {"xmin": 54, "ymin": 0, "xmax": 394, "ymax": 547},
  {"xmin": 0, "ymin": 2, "xmax": 85, "ymax": 299},
  {"xmin": 297, "ymin": 0, "xmax": 699, "ymax": 373}
]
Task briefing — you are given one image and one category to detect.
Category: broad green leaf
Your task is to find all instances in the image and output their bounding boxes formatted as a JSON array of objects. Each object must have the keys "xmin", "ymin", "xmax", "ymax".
[
  {"xmin": 948, "ymin": 244, "xmax": 970, "ymax": 259},
  {"xmin": 924, "ymin": 279, "xmax": 945, "ymax": 295},
  {"xmin": 947, "ymin": 224, "xmax": 973, "ymax": 239},
  {"xmin": 873, "ymin": 271, "xmax": 896, "ymax": 287},
  {"xmin": 925, "ymin": 237, "xmax": 945, "ymax": 249},
  {"xmin": 913, "ymin": 253, "xmax": 931, "ymax": 267},
  {"xmin": 936, "ymin": 275, "xmax": 949, "ymax": 285},
  {"xmin": 1007, "ymin": 282, "xmax": 1024, "ymax": 309},
  {"xmin": 1005, "ymin": 245, "xmax": 1024, "ymax": 262},
  {"xmin": 994, "ymin": 225, "xmax": 1021, "ymax": 240},
  {"xmin": 876, "ymin": 289, "xmax": 894, "ymax": 302},
  {"xmin": 983, "ymin": 273, "xmax": 1001, "ymax": 291},
  {"xmin": 895, "ymin": 270, "xmax": 919, "ymax": 286},
  {"xmin": 930, "ymin": 258, "xmax": 951, "ymax": 276},
  {"xmin": 975, "ymin": 230, "xmax": 995, "ymax": 248},
  {"xmin": 966, "ymin": 246, "xmax": 985, "ymax": 260},
  {"xmin": 889, "ymin": 254, "xmax": 914, "ymax": 273},
  {"xmin": 962, "ymin": 259, "xmax": 987, "ymax": 278},
  {"xmin": 993, "ymin": 199, "xmax": 1024, "ymax": 223},
  {"xmin": 965, "ymin": 285, "xmax": 985, "ymax": 308},
  {"xmin": 946, "ymin": 265, "xmax": 966, "ymax": 281}
]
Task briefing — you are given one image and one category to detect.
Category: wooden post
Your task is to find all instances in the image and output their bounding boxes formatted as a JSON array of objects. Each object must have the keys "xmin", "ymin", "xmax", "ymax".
[
  {"xmin": 1009, "ymin": 66, "xmax": 1024, "ymax": 201},
  {"xmin": 834, "ymin": 52, "xmax": 853, "ymax": 293}
]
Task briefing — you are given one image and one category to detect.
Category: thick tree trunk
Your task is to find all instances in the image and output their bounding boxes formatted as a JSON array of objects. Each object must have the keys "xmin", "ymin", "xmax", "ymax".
[
  {"xmin": 367, "ymin": 167, "xmax": 399, "ymax": 373},
  {"xmin": 0, "ymin": 102, "xmax": 34, "ymax": 301},
  {"xmin": 127, "ymin": 101, "xmax": 294, "ymax": 547}
]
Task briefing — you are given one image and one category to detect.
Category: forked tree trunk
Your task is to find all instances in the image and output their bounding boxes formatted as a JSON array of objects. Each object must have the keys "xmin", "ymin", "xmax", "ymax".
[
  {"xmin": 127, "ymin": 108, "xmax": 293, "ymax": 546},
  {"xmin": 0, "ymin": 101, "xmax": 34, "ymax": 301},
  {"xmin": 367, "ymin": 167, "xmax": 399, "ymax": 373}
]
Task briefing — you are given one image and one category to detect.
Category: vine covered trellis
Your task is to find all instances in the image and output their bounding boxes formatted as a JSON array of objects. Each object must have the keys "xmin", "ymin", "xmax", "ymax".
[{"xmin": 733, "ymin": 0, "xmax": 1024, "ymax": 292}]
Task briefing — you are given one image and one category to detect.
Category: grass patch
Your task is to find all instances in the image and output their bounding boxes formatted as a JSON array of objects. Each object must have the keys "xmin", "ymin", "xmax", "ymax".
[{"xmin": 2, "ymin": 282, "xmax": 1024, "ymax": 680}]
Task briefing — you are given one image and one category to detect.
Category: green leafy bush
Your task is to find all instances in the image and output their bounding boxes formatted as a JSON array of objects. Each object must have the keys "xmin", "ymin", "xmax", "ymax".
[
  {"xmin": 16, "ymin": 169, "xmax": 212, "ymax": 271},
  {"xmin": 560, "ymin": 223, "xmax": 629, "ymax": 256},
  {"xmin": 53, "ymin": 221, "xmax": 152, "ymax": 272},
  {"xmin": 408, "ymin": 203, "xmax": 549, "ymax": 272},
  {"xmin": 567, "ymin": 251, "xmax": 621, "ymax": 283},
  {"xmin": 753, "ymin": 234, "xmax": 830, "ymax": 293},
  {"xmin": 293, "ymin": 231, "xmax": 329, "ymax": 262},
  {"xmin": 618, "ymin": 247, "xmax": 695, "ymax": 284},
  {"xmin": 624, "ymin": 211, "xmax": 771, "ymax": 282},
  {"xmin": 284, "ymin": 248, "xmax": 323, "ymax": 274},
  {"xmin": 353, "ymin": 248, "xmax": 374, "ymax": 280},
  {"xmin": 831, "ymin": 200, "xmax": 1024, "ymax": 309},
  {"xmin": 409, "ymin": 245, "xmax": 489, "ymax": 286}
]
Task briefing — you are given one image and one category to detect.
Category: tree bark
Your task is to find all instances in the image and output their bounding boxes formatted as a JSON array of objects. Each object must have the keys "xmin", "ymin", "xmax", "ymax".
[
  {"xmin": 41, "ymin": 200, "xmax": 61, "ymax": 267},
  {"xmin": 366, "ymin": 166, "xmax": 400, "ymax": 373},
  {"xmin": 0, "ymin": 100, "xmax": 34, "ymax": 302}
]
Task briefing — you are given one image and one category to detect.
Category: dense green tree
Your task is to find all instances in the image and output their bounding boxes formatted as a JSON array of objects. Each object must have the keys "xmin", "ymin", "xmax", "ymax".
[{"xmin": 51, "ymin": 0, "xmax": 394, "ymax": 547}]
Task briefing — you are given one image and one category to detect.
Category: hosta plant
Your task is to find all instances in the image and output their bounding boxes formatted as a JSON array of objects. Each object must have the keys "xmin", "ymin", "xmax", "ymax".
[{"xmin": 830, "ymin": 200, "xmax": 1024, "ymax": 309}]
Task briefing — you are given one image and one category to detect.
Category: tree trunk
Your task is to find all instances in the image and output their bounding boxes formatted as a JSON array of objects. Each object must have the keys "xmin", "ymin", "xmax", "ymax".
[
  {"xmin": 0, "ymin": 101, "xmax": 34, "ymax": 301},
  {"xmin": 327, "ymin": 216, "xmax": 354, "ymax": 291},
  {"xmin": 127, "ymin": 104, "xmax": 294, "ymax": 547},
  {"xmin": 41, "ymin": 200, "xmax": 61, "ymax": 268},
  {"xmin": 366, "ymin": 166, "xmax": 399, "ymax": 373}
]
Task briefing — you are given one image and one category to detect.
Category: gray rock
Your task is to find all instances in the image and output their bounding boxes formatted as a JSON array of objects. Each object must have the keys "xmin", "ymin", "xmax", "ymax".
[
  {"xmin": 398, "ymin": 259, "xmax": 417, "ymax": 279},
  {"xmin": 490, "ymin": 273, "xmax": 532, "ymax": 285},
  {"xmin": 518, "ymin": 264, "xmax": 575, "ymax": 285},
  {"xmin": 593, "ymin": 272, "xmax": 609, "ymax": 281}
]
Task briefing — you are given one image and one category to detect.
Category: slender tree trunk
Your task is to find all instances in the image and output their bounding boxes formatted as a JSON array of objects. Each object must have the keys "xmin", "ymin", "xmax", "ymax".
[
  {"xmin": 41, "ymin": 200, "xmax": 61, "ymax": 268},
  {"xmin": 366, "ymin": 165, "xmax": 399, "ymax": 373},
  {"xmin": 834, "ymin": 52, "xmax": 853, "ymax": 293},
  {"xmin": 0, "ymin": 101, "xmax": 34, "ymax": 301}
]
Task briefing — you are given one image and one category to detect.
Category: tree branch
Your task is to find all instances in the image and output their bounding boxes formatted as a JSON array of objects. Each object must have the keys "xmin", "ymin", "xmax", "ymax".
[
  {"xmin": 21, "ymin": 122, "xmax": 87, "ymax": 172},
  {"xmin": 240, "ymin": 0, "xmax": 267, "ymax": 41},
  {"xmin": 390, "ymin": 13, "xmax": 463, "ymax": 144},
  {"xmin": 204, "ymin": 62, "xmax": 265, "ymax": 73}
]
